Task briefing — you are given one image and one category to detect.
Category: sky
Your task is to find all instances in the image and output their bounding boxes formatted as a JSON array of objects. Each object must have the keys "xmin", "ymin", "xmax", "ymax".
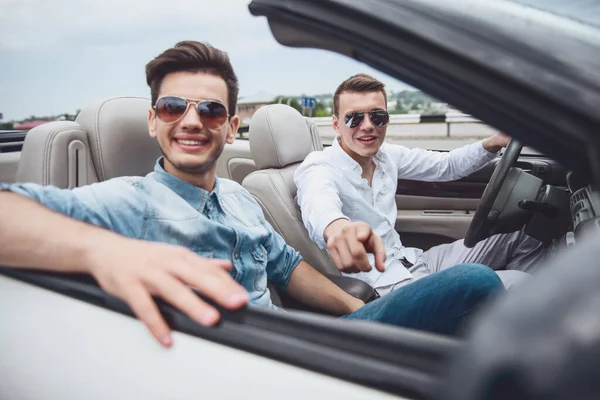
[{"xmin": 0, "ymin": 0, "xmax": 412, "ymax": 122}]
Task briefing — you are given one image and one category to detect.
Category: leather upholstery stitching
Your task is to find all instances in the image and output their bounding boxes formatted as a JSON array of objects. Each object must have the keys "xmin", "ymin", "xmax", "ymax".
[
  {"xmin": 42, "ymin": 125, "xmax": 86, "ymax": 185},
  {"xmin": 268, "ymin": 173, "xmax": 296, "ymax": 220},
  {"xmin": 251, "ymin": 192, "xmax": 284, "ymax": 235},
  {"xmin": 93, "ymin": 99, "xmax": 111, "ymax": 182},
  {"xmin": 42, "ymin": 127, "xmax": 55, "ymax": 184},
  {"xmin": 264, "ymin": 105, "xmax": 282, "ymax": 168},
  {"xmin": 86, "ymin": 96, "xmax": 151, "ymax": 182}
]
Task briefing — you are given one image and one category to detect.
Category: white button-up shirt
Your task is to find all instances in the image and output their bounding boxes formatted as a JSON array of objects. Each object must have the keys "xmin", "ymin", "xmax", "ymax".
[{"xmin": 294, "ymin": 137, "xmax": 497, "ymax": 289}]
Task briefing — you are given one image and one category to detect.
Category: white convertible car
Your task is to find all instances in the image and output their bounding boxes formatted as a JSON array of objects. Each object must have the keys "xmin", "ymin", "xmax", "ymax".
[{"xmin": 2, "ymin": 1, "xmax": 600, "ymax": 399}]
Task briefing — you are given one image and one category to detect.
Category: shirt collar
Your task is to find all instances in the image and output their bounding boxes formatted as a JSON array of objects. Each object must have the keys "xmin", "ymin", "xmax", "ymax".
[
  {"xmin": 149, "ymin": 157, "xmax": 223, "ymax": 212},
  {"xmin": 331, "ymin": 136, "xmax": 388, "ymax": 174}
]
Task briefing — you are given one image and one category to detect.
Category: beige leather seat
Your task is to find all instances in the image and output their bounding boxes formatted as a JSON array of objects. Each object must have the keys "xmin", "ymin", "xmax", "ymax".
[
  {"xmin": 15, "ymin": 96, "xmax": 289, "ymax": 306},
  {"xmin": 16, "ymin": 96, "xmax": 160, "ymax": 187},
  {"xmin": 243, "ymin": 104, "xmax": 340, "ymax": 276}
]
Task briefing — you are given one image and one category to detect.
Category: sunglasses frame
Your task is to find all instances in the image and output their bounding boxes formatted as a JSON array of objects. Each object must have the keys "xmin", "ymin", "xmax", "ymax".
[
  {"xmin": 342, "ymin": 109, "xmax": 390, "ymax": 129},
  {"xmin": 153, "ymin": 95, "xmax": 232, "ymax": 127}
]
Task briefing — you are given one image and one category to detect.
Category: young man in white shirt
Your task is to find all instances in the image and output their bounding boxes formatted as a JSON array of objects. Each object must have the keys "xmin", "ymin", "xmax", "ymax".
[{"xmin": 295, "ymin": 73, "xmax": 545, "ymax": 295}]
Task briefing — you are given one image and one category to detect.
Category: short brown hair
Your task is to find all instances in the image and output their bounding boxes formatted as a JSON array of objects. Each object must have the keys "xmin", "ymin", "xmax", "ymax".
[
  {"xmin": 333, "ymin": 73, "xmax": 387, "ymax": 116},
  {"xmin": 145, "ymin": 40, "xmax": 239, "ymax": 113}
]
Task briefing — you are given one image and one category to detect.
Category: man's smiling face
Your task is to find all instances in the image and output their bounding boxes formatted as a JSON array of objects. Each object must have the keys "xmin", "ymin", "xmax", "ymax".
[
  {"xmin": 148, "ymin": 71, "xmax": 238, "ymax": 177},
  {"xmin": 333, "ymin": 90, "xmax": 388, "ymax": 165}
]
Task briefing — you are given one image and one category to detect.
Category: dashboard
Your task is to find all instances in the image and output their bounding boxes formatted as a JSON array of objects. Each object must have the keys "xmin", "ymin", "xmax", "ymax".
[{"xmin": 570, "ymin": 185, "xmax": 598, "ymax": 234}]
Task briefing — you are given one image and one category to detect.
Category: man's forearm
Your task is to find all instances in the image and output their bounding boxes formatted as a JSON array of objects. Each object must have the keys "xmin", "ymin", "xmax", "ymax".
[
  {"xmin": 0, "ymin": 192, "xmax": 121, "ymax": 273},
  {"xmin": 285, "ymin": 261, "xmax": 364, "ymax": 316}
]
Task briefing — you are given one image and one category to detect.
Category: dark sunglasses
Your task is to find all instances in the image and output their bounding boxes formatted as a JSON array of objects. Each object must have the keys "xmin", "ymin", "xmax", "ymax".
[
  {"xmin": 343, "ymin": 109, "xmax": 390, "ymax": 128},
  {"xmin": 154, "ymin": 96, "xmax": 230, "ymax": 128}
]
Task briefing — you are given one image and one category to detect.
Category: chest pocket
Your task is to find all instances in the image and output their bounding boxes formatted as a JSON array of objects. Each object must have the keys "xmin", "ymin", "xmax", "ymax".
[
  {"xmin": 377, "ymin": 173, "xmax": 395, "ymax": 196},
  {"xmin": 379, "ymin": 182, "xmax": 393, "ymax": 196},
  {"xmin": 195, "ymin": 248, "xmax": 239, "ymax": 280},
  {"xmin": 250, "ymin": 244, "xmax": 268, "ymax": 292}
]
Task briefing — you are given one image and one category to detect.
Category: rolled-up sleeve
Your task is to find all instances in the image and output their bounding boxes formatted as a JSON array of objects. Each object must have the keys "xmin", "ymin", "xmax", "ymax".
[
  {"xmin": 387, "ymin": 140, "xmax": 498, "ymax": 182},
  {"xmin": 263, "ymin": 222, "xmax": 303, "ymax": 291},
  {"xmin": 0, "ymin": 179, "xmax": 145, "ymax": 239},
  {"xmin": 294, "ymin": 155, "xmax": 350, "ymax": 249},
  {"xmin": 237, "ymin": 189, "xmax": 303, "ymax": 291}
]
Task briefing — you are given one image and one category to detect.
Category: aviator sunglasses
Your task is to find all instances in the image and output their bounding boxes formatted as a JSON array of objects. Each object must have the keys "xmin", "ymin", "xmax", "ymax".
[
  {"xmin": 153, "ymin": 96, "xmax": 230, "ymax": 128},
  {"xmin": 343, "ymin": 109, "xmax": 390, "ymax": 128}
]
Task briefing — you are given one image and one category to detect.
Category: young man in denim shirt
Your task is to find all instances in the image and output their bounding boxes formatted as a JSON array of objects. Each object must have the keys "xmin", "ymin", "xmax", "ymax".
[{"xmin": 0, "ymin": 41, "xmax": 503, "ymax": 348}]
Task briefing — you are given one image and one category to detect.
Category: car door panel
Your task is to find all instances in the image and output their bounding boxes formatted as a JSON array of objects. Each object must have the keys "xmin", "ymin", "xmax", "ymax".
[
  {"xmin": 0, "ymin": 153, "xmax": 20, "ymax": 184},
  {"xmin": 397, "ymin": 180, "xmax": 486, "ymax": 200},
  {"xmin": 395, "ymin": 154, "xmax": 567, "ymax": 250},
  {"xmin": 395, "ymin": 209, "xmax": 473, "ymax": 250},
  {"xmin": 1, "ymin": 268, "xmax": 457, "ymax": 400},
  {"xmin": 216, "ymin": 139, "xmax": 258, "ymax": 184},
  {"xmin": 0, "ymin": 131, "xmax": 25, "ymax": 184},
  {"xmin": 227, "ymin": 157, "xmax": 257, "ymax": 185}
]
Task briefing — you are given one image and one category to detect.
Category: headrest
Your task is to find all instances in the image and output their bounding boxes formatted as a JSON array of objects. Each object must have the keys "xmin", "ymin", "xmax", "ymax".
[
  {"xmin": 248, "ymin": 104, "xmax": 315, "ymax": 169},
  {"xmin": 76, "ymin": 96, "xmax": 161, "ymax": 181},
  {"xmin": 304, "ymin": 117, "xmax": 324, "ymax": 151}
]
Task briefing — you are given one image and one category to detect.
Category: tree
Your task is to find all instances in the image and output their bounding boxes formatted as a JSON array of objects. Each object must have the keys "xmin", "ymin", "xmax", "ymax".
[
  {"xmin": 271, "ymin": 96, "xmax": 302, "ymax": 113},
  {"xmin": 311, "ymin": 101, "xmax": 331, "ymax": 117}
]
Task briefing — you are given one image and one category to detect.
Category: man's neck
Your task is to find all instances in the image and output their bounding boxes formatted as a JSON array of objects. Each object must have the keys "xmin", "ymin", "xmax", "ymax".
[
  {"xmin": 361, "ymin": 160, "xmax": 376, "ymax": 184},
  {"xmin": 339, "ymin": 140, "xmax": 376, "ymax": 184},
  {"xmin": 164, "ymin": 161, "xmax": 216, "ymax": 192}
]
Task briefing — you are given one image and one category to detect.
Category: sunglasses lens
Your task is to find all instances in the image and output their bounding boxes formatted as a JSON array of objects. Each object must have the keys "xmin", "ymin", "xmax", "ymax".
[
  {"xmin": 197, "ymin": 101, "xmax": 228, "ymax": 128},
  {"xmin": 344, "ymin": 112, "xmax": 365, "ymax": 128},
  {"xmin": 155, "ymin": 96, "xmax": 188, "ymax": 123},
  {"xmin": 370, "ymin": 110, "xmax": 390, "ymax": 126}
]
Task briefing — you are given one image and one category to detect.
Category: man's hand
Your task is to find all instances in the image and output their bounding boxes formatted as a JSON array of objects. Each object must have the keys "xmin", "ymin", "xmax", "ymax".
[
  {"xmin": 483, "ymin": 132, "xmax": 511, "ymax": 153},
  {"xmin": 324, "ymin": 219, "xmax": 386, "ymax": 273},
  {"xmin": 87, "ymin": 238, "xmax": 249, "ymax": 348},
  {"xmin": 0, "ymin": 192, "xmax": 249, "ymax": 349}
]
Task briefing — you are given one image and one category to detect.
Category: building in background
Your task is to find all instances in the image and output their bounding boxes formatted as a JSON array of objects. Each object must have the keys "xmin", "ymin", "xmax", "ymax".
[
  {"xmin": 12, "ymin": 120, "xmax": 52, "ymax": 130},
  {"xmin": 237, "ymin": 91, "xmax": 276, "ymax": 124}
]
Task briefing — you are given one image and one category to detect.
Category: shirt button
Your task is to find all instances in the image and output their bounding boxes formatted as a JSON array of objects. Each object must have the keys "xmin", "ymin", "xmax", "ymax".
[{"xmin": 234, "ymin": 253, "xmax": 239, "ymax": 259}]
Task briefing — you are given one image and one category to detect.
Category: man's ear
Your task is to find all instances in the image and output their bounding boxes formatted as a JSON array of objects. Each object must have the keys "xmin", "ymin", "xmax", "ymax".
[
  {"xmin": 226, "ymin": 115, "xmax": 240, "ymax": 144},
  {"xmin": 148, "ymin": 109, "xmax": 157, "ymax": 138},
  {"xmin": 332, "ymin": 114, "xmax": 340, "ymax": 134}
]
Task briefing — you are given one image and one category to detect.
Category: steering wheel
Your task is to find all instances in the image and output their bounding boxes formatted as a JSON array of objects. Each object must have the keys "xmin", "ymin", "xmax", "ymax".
[{"xmin": 464, "ymin": 138, "xmax": 523, "ymax": 248}]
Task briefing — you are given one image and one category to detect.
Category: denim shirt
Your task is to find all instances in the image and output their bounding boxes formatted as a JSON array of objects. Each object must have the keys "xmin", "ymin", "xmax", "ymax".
[{"xmin": 0, "ymin": 158, "xmax": 302, "ymax": 309}]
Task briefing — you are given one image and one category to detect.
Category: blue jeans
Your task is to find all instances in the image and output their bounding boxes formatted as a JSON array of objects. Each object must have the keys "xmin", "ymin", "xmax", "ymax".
[{"xmin": 340, "ymin": 263, "xmax": 504, "ymax": 336}]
